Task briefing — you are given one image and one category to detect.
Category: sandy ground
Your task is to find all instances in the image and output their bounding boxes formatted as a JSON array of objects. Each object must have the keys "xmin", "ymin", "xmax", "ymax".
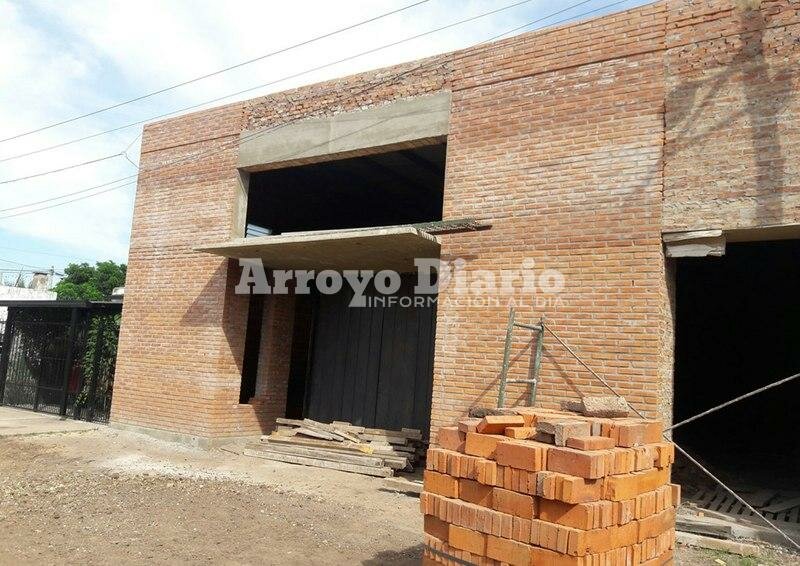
[
  {"xmin": 0, "ymin": 427, "xmax": 423, "ymax": 565},
  {"xmin": 0, "ymin": 424, "xmax": 797, "ymax": 565}
]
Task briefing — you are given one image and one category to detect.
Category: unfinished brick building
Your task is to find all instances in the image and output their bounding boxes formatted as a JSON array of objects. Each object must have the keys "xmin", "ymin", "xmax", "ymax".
[{"xmin": 111, "ymin": 0, "xmax": 800, "ymax": 487}]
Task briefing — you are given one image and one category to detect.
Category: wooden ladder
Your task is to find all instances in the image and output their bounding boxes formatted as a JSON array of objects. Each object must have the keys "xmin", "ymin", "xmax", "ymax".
[{"xmin": 497, "ymin": 307, "xmax": 544, "ymax": 408}]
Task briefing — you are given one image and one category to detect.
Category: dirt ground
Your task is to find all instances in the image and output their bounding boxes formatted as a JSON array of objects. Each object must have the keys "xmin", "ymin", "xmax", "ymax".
[{"xmin": 0, "ymin": 426, "xmax": 796, "ymax": 565}]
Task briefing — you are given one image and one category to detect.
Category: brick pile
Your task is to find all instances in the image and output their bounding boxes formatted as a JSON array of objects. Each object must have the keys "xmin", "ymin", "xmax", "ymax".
[{"xmin": 421, "ymin": 408, "xmax": 678, "ymax": 565}]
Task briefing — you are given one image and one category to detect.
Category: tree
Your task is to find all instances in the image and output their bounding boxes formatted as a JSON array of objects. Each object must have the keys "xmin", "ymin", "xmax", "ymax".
[{"xmin": 53, "ymin": 261, "xmax": 126, "ymax": 300}]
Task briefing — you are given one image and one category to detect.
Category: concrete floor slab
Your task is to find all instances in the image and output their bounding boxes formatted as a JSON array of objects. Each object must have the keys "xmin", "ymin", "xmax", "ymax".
[{"xmin": 0, "ymin": 406, "xmax": 99, "ymax": 437}]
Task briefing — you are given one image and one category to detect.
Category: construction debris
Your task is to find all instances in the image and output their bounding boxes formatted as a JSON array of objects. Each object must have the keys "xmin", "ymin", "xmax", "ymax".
[
  {"xmin": 675, "ymin": 531, "xmax": 761, "ymax": 557},
  {"xmin": 681, "ymin": 484, "xmax": 800, "ymax": 548},
  {"xmin": 421, "ymin": 407, "xmax": 677, "ymax": 564},
  {"xmin": 563, "ymin": 396, "xmax": 631, "ymax": 418},
  {"xmin": 242, "ymin": 418, "xmax": 425, "ymax": 478},
  {"xmin": 383, "ymin": 475, "xmax": 424, "ymax": 495}
]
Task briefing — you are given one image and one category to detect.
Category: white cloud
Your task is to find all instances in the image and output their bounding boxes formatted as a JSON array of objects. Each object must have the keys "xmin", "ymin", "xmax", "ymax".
[{"xmin": 0, "ymin": 0, "xmax": 647, "ymax": 265}]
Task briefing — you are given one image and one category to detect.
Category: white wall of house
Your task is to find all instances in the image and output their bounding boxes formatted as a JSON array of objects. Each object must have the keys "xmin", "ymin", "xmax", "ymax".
[{"xmin": 0, "ymin": 286, "xmax": 58, "ymax": 324}]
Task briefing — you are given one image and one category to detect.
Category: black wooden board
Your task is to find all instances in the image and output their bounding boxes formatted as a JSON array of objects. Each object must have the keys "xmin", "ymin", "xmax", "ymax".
[{"xmin": 305, "ymin": 276, "xmax": 435, "ymax": 433}]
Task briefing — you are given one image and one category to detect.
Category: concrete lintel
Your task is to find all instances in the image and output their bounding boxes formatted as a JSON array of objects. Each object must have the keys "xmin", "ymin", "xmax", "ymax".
[
  {"xmin": 662, "ymin": 229, "xmax": 723, "ymax": 243},
  {"xmin": 663, "ymin": 229, "xmax": 726, "ymax": 258},
  {"xmin": 238, "ymin": 92, "xmax": 451, "ymax": 171}
]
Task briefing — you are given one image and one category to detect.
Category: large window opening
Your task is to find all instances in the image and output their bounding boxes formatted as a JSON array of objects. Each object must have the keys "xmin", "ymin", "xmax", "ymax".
[
  {"xmin": 245, "ymin": 143, "xmax": 446, "ymax": 235},
  {"xmin": 239, "ymin": 142, "xmax": 445, "ymax": 435},
  {"xmin": 673, "ymin": 240, "xmax": 800, "ymax": 520}
]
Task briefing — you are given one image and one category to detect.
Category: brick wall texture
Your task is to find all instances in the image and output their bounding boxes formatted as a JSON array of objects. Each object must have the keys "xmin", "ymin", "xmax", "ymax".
[{"xmin": 111, "ymin": 0, "xmax": 800, "ymax": 441}]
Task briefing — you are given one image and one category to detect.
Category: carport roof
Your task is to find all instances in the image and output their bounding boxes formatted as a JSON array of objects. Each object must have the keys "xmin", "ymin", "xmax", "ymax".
[
  {"xmin": 196, "ymin": 226, "xmax": 440, "ymax": 272},
  {"xmin": 0, "ymin": 300, "xmax": 121, "ymax": 309}
]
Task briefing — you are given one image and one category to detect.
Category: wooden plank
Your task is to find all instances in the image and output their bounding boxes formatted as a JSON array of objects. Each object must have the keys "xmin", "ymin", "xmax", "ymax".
[
  {"xmin": 253, "ymin": 444, "xmax": 385, "ymax": 467},
  {"xmin": 359, "ymin": 432, "xmax": 411, "ymax": 445},
  {"xmin": 676, "ymin": 516, "xmax": 734, "ymax": 539},
  {"xmin": 302, "ymin": 418, "xmax": 361, "ymax": 443},
  {"xmin": 761, "ymin": 496, "xmax": 800, "ymax": 514},
  {"xmin": 242, "ymin": 448, "xmax": 393, "ymax": 478},
  {"xmin": 675, "ymin": 532, "xmax": 760, "ymax": 557},
  {"xmin": 265, "ymin": 435, "xmax": 374, "ymax": 454},
  {"xmin": 382, "ymin": 477, "xmax": 422, "ymax": 495},
  {"xmin": 265, "ymin": 435, "xmax": 410, "ymax": 460},
  {"xmin": 275, "ymin": 417, "xmax": 305, "ymax": 427},
  {"xmin": 262, "ymin": 437, "xmax": 409, "ymax": 469},
  {"xmin": 294, "ymin": 427, "xmax": 342, "ymax": 442},
  {"xmin": 332, "ymin": 421, "xmax": 365, "ymax": 433},
  {"xmin": 330, "ymin": 421, "xmax": 422, "ymax": 440},
  {"xmin": 745, "ymin": 489, "xmax": 777, "ymax": 508}
]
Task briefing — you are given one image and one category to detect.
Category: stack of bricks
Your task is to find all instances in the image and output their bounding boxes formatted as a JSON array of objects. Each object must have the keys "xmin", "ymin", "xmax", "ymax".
[{"xmin": 421, "ymin": 408, "xmax": 678, "ymax": 565}]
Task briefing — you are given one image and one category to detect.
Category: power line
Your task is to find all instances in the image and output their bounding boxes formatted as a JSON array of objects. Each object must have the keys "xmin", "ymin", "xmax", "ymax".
[
  {"xmin": 665, "ymin": 371, "xmax": 800, "ymax": 432},
  {"xmin": 122, "ymin": 132, "xmax": 142, "ymax": 153},
  {"xmin": 0, "ymin": 246, "xmax": 95, "ymax": 262},
  {"xmin": 0, "ymin": 0, "xmax": 543, "ymax": 165},
  {"xmin": 5, "ymin": 0, "xmax": 573, "ymax": 192},
  {"xmin": 0, "ymin": 180, "xmax": 137, "ymax": 219},
  {"xmin": 0, "ymin": 0, "xmax": 631, "ymax": 220},
  {"xmin": 0, "ymin": 0, "xmax": 547, "ymax": 208},
  {"xmin": 0, "ymin": 174, "xmax": 138, "ymax": 213},
  {"xmin": 490, "ymin": 0, "xmax": 628, "ymax": 40},
  {"xmin": 0, "ymin": 257, "xmax": 56, "ymax": 271},
  {"xmin": 0, "ymin": 0, "xmax": 431, "ymax": 144},
  {"xmin": 0, "ymin": 153, "xmax": 122, "ymax": 185},
  {"xmin": 0, "ymin": 131, "xmax": 142, "ymax": 187}
]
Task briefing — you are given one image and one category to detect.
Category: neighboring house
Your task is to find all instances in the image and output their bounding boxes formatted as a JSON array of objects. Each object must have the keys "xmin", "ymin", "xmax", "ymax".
[
  {"xmin": 0, "ymin": 285, "xmax": 57, "ymax": 328},
  {"xmin": 110, "ymin": 0, "xmax": 800, "ymax": 463}
]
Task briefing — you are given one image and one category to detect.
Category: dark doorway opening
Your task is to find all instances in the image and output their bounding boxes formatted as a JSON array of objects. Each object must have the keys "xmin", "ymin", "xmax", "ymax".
[
  {"xmin": 673, "ymin": 240, "xmax": 800, "ymax": 498},
  {"xmin": 284, "ymin": 294, "xmax": 313, "ymax": 420},
  {"xmin": 239, "ymin": 294, "xmax": 265, "ymax": 404}
]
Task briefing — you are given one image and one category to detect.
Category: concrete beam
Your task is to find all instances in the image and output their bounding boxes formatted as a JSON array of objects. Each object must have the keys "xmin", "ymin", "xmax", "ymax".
[
  {"xmin": 663, "ymin": 229, "xmax": 726, "ymax": 258},
  {"xmin": 196, "ymin": 226, "xmax": 441, "ymax": 272},
  {"xmin": 238, "ymin": 93, "xmax": 451, "ymax": 171}
]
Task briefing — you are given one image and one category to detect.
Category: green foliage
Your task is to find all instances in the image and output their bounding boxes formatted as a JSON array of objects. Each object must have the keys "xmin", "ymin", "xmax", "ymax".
[
  {"xmin": 74, "ymin": 313, "xmax": 120, "ymax": 415},
  {"xmin": 54, "ymin": 261, "xmax": 126, "ymax": 300}
]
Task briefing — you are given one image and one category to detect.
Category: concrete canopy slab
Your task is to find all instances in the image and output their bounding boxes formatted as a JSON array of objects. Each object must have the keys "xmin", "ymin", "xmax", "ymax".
[{"xmin": 196, "ymin": 226, "xmax": 440, "ymax": 272}]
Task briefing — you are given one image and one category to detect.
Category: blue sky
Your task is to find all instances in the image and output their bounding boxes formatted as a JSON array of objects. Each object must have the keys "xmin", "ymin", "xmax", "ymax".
[{"xmin": 0, "ymin": 0, "xmax": 651, "ymax": 280}]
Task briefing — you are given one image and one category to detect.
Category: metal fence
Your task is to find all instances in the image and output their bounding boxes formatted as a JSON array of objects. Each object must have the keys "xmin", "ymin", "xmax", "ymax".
[{"xmin": 0, "ymin": 302, "xmax": 122, "ymax": 422}]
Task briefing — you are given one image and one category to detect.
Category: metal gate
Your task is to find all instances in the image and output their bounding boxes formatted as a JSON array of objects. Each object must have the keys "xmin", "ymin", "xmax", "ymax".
[{"xmin": 0, "ymin": 301, "xmax": 122, "ymax": 422}]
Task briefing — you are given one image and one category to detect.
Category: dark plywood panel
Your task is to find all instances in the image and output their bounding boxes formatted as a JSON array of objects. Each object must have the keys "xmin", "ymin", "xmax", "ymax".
[{"xmin": 305, "ymin": 277, "xmax": 435, "ymax": 434}]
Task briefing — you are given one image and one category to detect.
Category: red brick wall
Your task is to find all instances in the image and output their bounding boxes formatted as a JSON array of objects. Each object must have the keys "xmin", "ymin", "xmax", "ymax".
[
  {"xmin": 663, "ymin": 0, "xmax": 800, "ymax": 231},
  {"xmin": 433, "ymin": 2, "xmax": 670, "ymax": 432},
  {"xmin": 112, "ymin": 0, "xmax": 800, "ymax": 442},
  {"xmin": 111, "ymin": 101, "xmax": 250, "ymax": 438},
  {"xmin": 112, "ymin": 55, "xmax": 452, "ymax": 439},
  {"xmin": 250, "ymin": 294, "xmax": 295, "ymax": 430}
]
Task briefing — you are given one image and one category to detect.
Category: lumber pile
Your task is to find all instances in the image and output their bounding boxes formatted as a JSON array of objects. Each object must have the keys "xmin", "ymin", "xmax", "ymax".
[
  {"xmin": 245, "ymin": 418, "xmax": 424, "ymax": 478},
  {"xmin": 421, "ymin": 407, "xmax": 678, "ymax": 565}
]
